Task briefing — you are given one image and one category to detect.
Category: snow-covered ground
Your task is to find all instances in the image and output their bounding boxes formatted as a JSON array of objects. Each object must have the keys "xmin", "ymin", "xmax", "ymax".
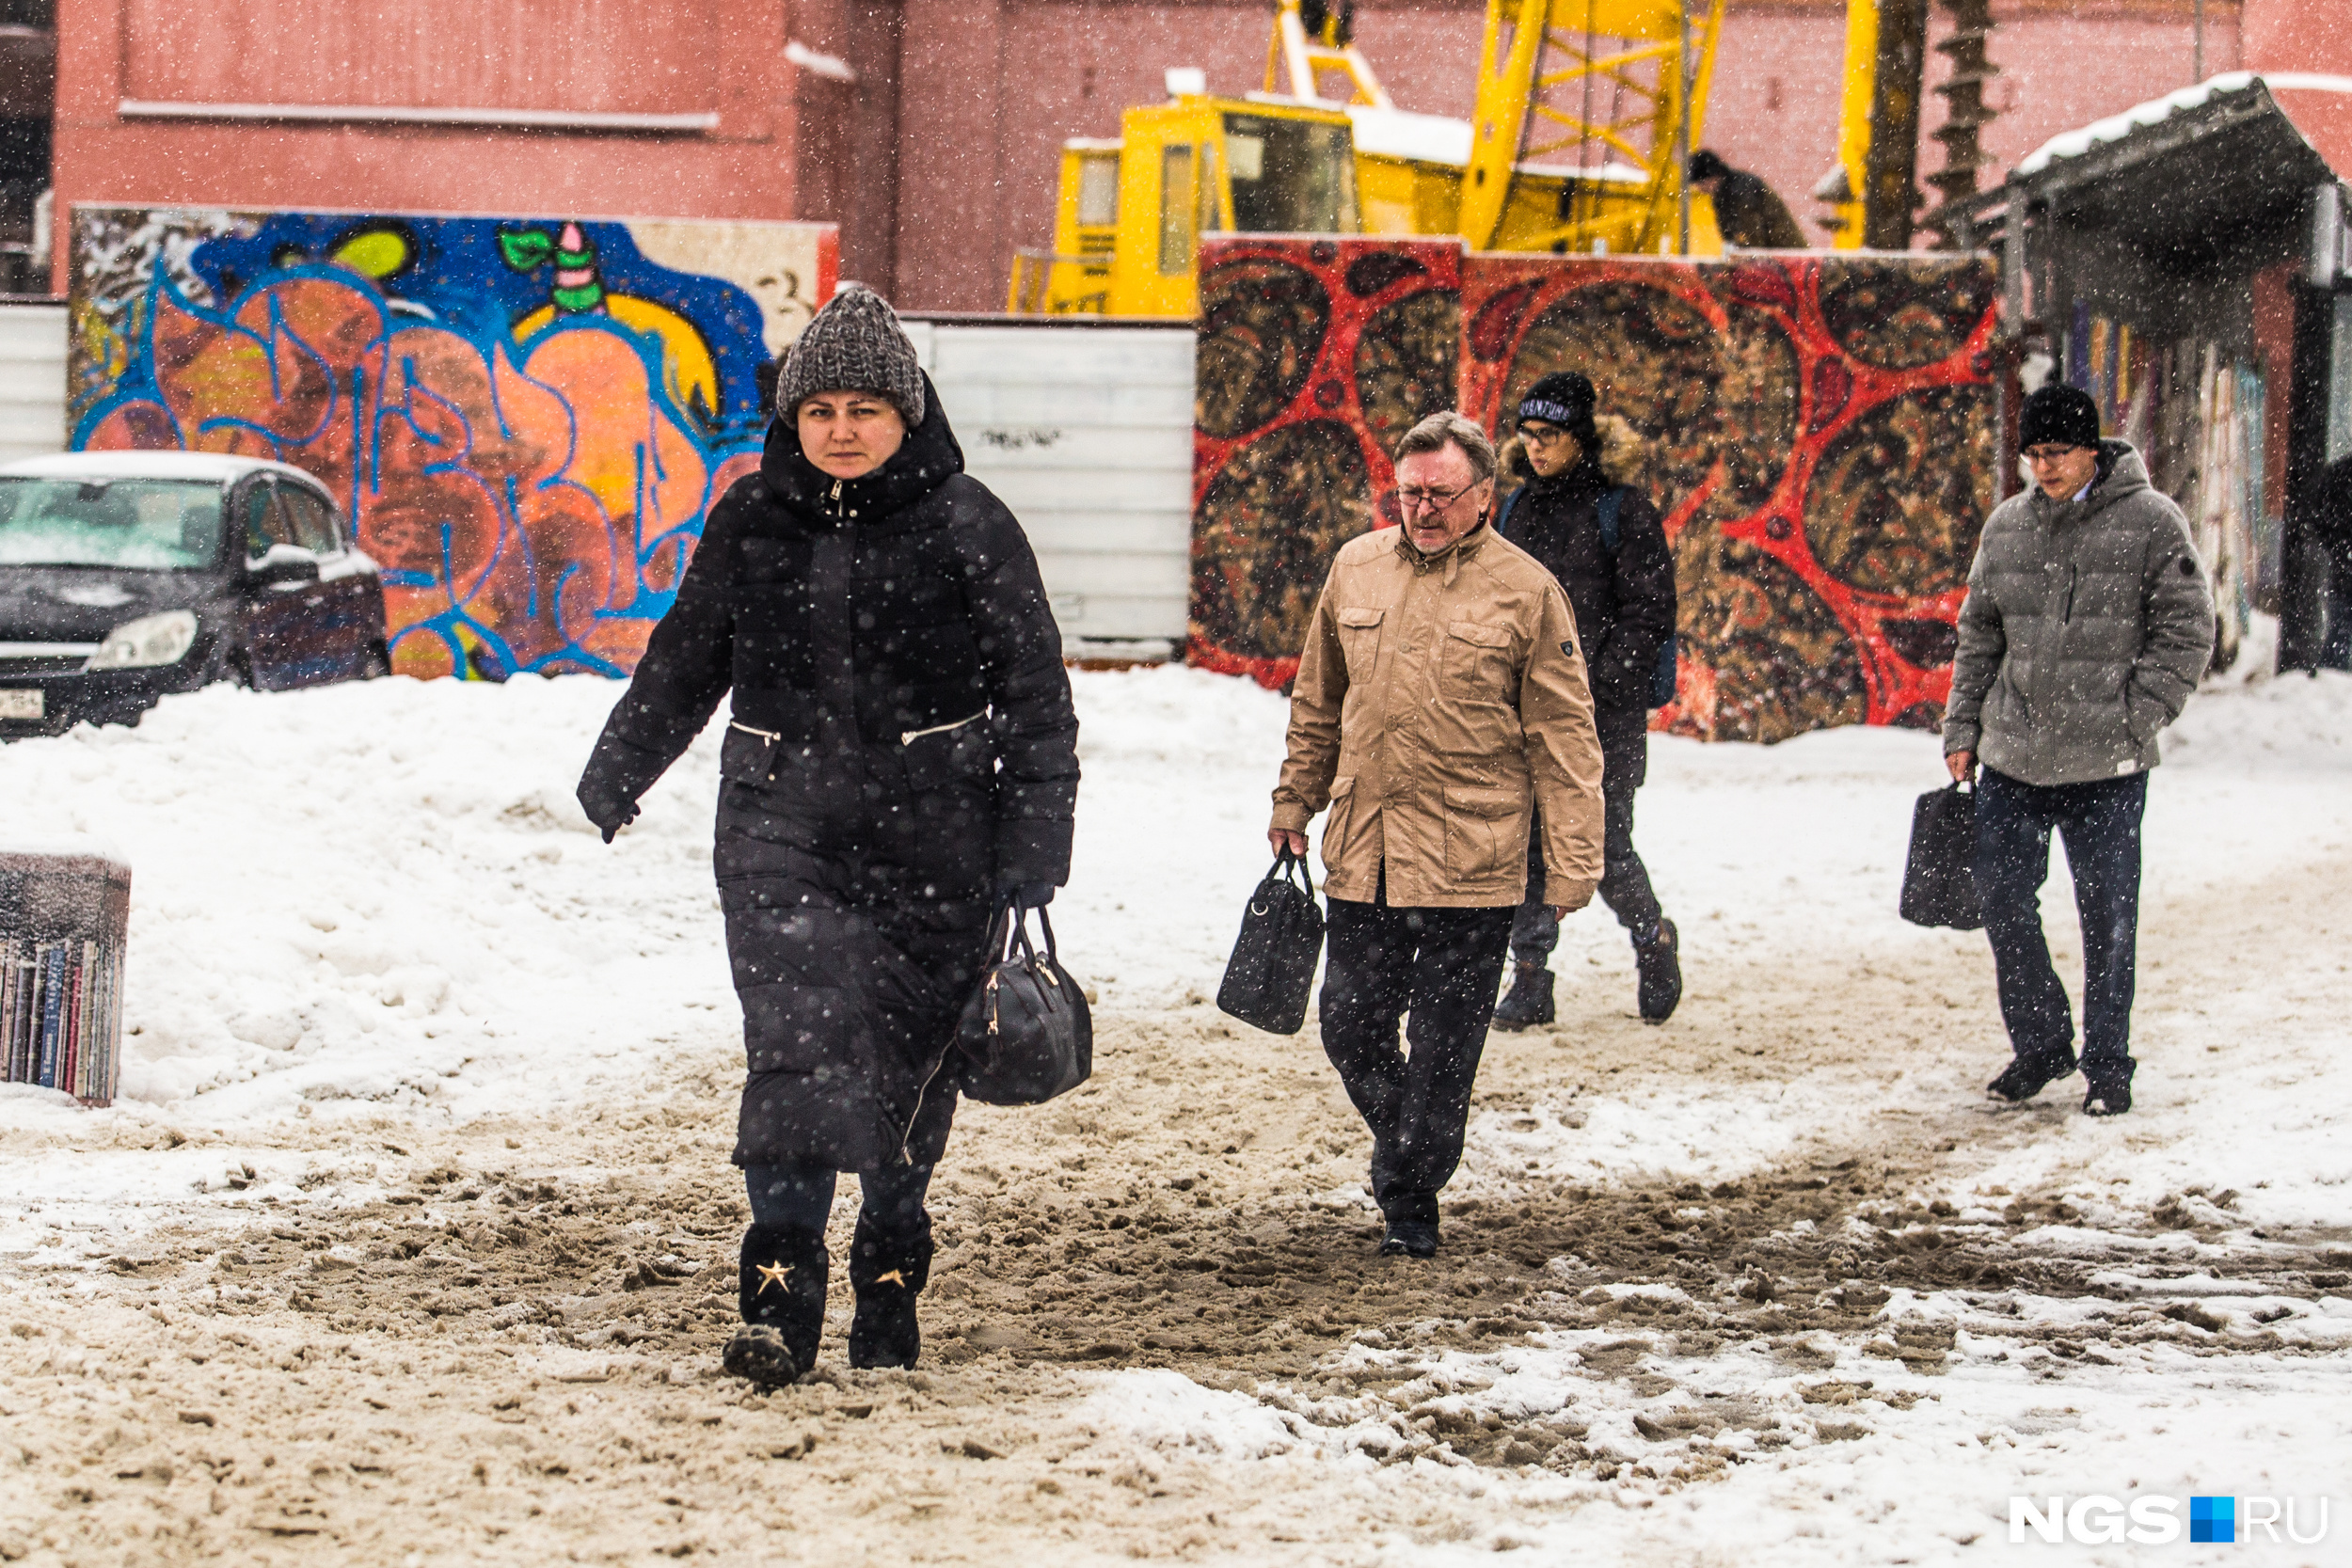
[{"xmin": 2, "ymin": 662, "xmax": 2348, "ymax": 1563}]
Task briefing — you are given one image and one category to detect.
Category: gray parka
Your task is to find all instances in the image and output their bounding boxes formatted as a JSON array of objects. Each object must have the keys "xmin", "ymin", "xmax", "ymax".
[{"xmin": 1943, "ymin": 441, "xmax": 2215, "ymax": 787}]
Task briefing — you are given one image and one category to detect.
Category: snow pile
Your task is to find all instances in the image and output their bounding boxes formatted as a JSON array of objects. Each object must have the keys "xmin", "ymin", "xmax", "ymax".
[
  {"xmin": 0, "ymin": 677, "xmax": 735, "ymax": 1124},
  {"xmin": 2, "ymin": 664, "xmax": 2347, "ymax": 1241},
  {"xmin": 0, "ymin": 662, "xmax": 2347, "ymax": 1559},
  {"xmin": 1074, "ymin": 1287, "xmax": 2352, "ymax": 1564},
  {"xmin": 1069, "ymin": 1367, "xmax": 1306, "ymax": 1461}
]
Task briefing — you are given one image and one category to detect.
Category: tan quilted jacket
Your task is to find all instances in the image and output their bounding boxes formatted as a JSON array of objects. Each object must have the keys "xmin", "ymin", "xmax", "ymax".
[{"xmin": 1270, "ymin": 522, "xmax": 1606, "ymax": 909}]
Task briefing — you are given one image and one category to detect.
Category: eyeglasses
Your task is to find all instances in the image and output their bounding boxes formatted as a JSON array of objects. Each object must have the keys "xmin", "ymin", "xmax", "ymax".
[
  {"xmin": 1395, "ymin": 481, "xmax": 1483, "ymax": 512},
  {"xmin": 2021, "ymin": 445, "xmax": 2086, "ymax": 465},
  {"xmin": 1518, "ymin": 423, "xmax": 1574, "ymax": 447}
]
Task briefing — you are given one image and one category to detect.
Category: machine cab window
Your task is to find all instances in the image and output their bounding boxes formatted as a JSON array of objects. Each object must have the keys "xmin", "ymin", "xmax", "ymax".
[{"xmin": 1224, "ymin": 114, "xmax": 1359, "ymax": 234}]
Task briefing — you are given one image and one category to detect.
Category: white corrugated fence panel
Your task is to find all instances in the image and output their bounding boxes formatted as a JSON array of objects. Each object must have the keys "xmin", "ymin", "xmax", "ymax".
[
  {"xmin": 913, "ymin": 322, "xmax": 1194, "ymax": 653},
  {"xmin": 0, "ymin": 305, "xmax": 67, "ymax": 464}
]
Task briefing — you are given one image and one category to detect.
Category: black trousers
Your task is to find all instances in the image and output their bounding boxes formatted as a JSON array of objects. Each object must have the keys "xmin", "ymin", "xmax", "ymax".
[
  {"xmin": 1510, "ymin": 715, "xmax": 1661, "ymax": 964},
  {"xmin": 1320, "ymin": 879, "xmax": 1516, "ymax": 1224},
  {"xmin": 744, "ymin": 1162, "xmax": 934, "ymax": 1237},
  {"xmin": 1972, "ymin": 767, "xmax": 2148, "ymax": 1074}
]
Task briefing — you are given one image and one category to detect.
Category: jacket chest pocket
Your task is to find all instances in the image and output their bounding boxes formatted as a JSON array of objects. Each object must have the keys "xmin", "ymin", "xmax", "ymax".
[
  {"xmin": 1335, "ymin": 607, "xmax": 1384, "ymax": 682},
  {"xmin": 1441, "ymin": 620, "xmax": 1517, "ymax": 700}
]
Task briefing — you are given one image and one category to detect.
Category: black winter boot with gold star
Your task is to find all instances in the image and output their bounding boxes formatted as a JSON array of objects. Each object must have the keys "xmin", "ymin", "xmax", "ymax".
[
  {"xmin": 723, "ymin": 1224, "xmax": 827, "ymax": 1387},
  {"xmin": 847, "ymin": 1212, "xmax": 930, "ymax": 1370}
]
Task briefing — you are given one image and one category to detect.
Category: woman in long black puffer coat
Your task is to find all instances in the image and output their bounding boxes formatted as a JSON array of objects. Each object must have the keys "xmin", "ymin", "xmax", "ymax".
[{"xmin": 575, "ymin": 285, "xmax": 1079, "ymax": 1386}]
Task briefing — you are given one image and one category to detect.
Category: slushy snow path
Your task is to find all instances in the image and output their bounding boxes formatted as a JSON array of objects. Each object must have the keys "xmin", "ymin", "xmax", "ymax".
[{"xmin": 0, "ymin": 664, "xmax": 2345, "ymax": 1563}]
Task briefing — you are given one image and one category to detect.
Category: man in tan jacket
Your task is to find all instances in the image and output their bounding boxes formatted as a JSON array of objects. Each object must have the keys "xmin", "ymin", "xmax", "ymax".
[{"xmin": 1268, "ymin": 412, "xmax": 1606, "ymax": 1258}]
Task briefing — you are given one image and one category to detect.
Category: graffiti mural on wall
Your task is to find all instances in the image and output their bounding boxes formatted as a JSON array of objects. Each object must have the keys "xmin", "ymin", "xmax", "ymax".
[
  {"xmin": 69, "ymin": 207, "xmax": 838, "ymax": 679},
  {"xmin": 1461, "ymin": 254, "xmax": 1998, "ymax": 740},
  {"xmin": 1188, "ymin": 239, "xmax": 1998, "ymax": 741},
  {"xmin": 1188, "ymin": 237, "xmax": 1462, "ymax": 683}
]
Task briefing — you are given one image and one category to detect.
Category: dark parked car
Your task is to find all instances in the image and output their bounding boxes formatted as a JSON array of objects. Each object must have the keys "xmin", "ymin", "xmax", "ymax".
[{"xmin": 0, "ymin": 452, "xmax": 390, "ymax": 737}]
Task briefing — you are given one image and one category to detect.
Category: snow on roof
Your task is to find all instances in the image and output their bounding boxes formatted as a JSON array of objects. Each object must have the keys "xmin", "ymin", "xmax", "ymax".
[
  {"xmin": 0, "ymin": 451, "xmax": 309, "ymax": 483},
  {"xmin": 2017, "ymin": 71, "xmax": 2352, "ymax": 178},
  {"xmin": 1346, "ymin": 105, "xmax": 1474, "ymax": 166},
  {"xmin": 1344, "ymin": 104, "xmax": 1649, "ymax": 184}
]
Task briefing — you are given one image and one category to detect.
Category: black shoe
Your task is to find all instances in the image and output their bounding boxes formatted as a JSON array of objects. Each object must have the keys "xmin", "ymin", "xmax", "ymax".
[
  {"xmin": 2082, "ymin": 1062, "xmax": 2134, "ymax": 1117},
  {"xmin": 739, "ymin": 1223, "xmax": 828, "ymax": 1375},
  {"xmin": 847, "ymin": 1211, "xmax": 932, "ymax": 1370},
  {"xmin": 1635, "ymin": 918, "xmax": 1682, "ymax": 1023},
  {"xmin": 1987, "ymin": 1050, "xmax": 2078, "ymax": 1103},
  {"xmin": 1377, "ymin": 1220, "xmax": 1438, "ymax": 1259},
  {"xmin": 722, "ymin": 1324, "xmax": 803, "ymax": 1389},
  {"xmin": 1492, "ymin": 964, "xmax": 1555, "ymax": 1031}
]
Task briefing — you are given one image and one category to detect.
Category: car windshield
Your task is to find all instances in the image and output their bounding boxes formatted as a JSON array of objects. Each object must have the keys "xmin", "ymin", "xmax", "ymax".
[{"xmin": 0, "ymin": 477, "xmax": 226, "ymax": 568}]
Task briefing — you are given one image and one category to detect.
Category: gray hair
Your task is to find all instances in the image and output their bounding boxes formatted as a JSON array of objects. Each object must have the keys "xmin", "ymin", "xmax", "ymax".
[{"xmin": 1395, "ymin": 411, "xmax": 1497, "ymax": 483}]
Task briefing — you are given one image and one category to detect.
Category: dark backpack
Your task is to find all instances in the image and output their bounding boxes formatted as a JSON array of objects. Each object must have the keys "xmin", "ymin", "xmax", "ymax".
[{"xmin": 1499, "ymin": 483, "xmax": 1678, "ymax": 709}]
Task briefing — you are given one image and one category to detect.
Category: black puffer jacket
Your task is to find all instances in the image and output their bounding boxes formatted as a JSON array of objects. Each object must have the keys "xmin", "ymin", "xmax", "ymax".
[
  {"xmin": 1499, "ymin": 428, "xmax": 1676, "ymax": 719},
  {"xmin": 581, "ymin": 377, "xmax": 1079, "ymax": 1169}
]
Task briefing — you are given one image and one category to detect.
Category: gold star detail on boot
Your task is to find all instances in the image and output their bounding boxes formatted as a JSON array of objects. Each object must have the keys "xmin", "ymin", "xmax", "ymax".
[
  {"xmin": 871, "ymin": 1269, "xmax": 908, "ymax": 1288},
  {"xmin": 755, "ymin": 1261, "xmax": 792, "ymax": 1295}
]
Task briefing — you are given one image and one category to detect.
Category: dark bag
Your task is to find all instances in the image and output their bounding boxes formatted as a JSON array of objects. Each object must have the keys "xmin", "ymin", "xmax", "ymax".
[
  {"xmin": 954, "ymin": 903, "xmax": 1092, "ymax": 1104},
  {"xmin": 1899, "ymin": 782, "xmax": 1984, "ymax": 930},
  {"xmin": 1216, "ymin": 849, "xmax": 1326, "ymax": 1035}
]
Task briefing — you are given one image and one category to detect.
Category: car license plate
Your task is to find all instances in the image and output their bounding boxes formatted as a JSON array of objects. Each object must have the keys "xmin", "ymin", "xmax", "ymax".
[{"xmin": 0, "ymin": 689, "xmax": 43, "ymax": 721}]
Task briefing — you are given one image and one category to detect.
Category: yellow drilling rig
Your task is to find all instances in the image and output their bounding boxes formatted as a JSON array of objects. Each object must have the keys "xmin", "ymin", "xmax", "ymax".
[{"xmin": 1007, "ymin": 0, "xmax": 1727, "ymax": 317}]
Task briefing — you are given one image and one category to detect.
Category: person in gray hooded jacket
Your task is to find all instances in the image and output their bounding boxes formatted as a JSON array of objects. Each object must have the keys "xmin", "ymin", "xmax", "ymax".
[{"xmin": 1943, "ymin": 384, "xmax": 2213, "ymax": 1117}]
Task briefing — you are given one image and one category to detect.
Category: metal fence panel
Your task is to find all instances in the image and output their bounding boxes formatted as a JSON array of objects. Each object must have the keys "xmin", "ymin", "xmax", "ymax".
[{"xmin": 912, "ymin": 321, "xmax": 1193, "ymax": 656}]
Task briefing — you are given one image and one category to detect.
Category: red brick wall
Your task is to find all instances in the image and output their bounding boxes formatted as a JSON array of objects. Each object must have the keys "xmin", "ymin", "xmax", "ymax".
[
  {"xmin": 54, "ymin": 0, "xmax": 2263, "ymax": 312},
  {"xmin": 888, "ymin": 0, "xmax": 2249, "ymax": 310},
  {"xmin": 51, "ymin": 0, "xmax": 824, "ymax": 282},
  {"xmin": 2242, "ymin": 0, "xmax": 2350, "ymax": 74}
]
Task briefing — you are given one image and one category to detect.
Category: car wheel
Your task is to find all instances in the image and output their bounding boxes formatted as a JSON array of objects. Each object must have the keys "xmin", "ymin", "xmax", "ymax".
[
  {"xmin": 362, "ymin": 641, "xmax": 393, "ymax": 679},
  {"xmin": 225, "ymin": 649, "xmax": 255, "ymax": 689}
]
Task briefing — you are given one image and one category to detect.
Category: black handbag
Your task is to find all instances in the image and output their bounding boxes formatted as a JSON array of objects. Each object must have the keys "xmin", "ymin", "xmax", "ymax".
[
  {"xmin": 954, "ymin": 903, "xmax": 1092, "ymax": 1105},
  {"xmin": 1899, "ymin": 781, "xmax": 1985, "ymax": 930},
  {"xmin": 1216, "ymin": 849, "xmax": 1327, "ymax": 1035}
]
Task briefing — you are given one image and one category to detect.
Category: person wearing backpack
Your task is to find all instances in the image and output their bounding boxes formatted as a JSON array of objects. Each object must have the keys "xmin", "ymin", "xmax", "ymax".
[{"xmin": 1490, "ymin": 372, "xmax": 1683, "ymax": 1027}]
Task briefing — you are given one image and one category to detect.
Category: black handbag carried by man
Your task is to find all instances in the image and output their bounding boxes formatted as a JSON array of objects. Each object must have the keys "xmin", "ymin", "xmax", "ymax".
[
  {"xmin": 1899, "ymin": 782, "xmax": 1984, "ymax": 930},
  {"xmin": 954, "ymin": 903, "xmax": 1091, "ymax": 1104},
  {"xmin": 1216, "ymin": 849, "xmax": 1326, "ymax": 1034}
]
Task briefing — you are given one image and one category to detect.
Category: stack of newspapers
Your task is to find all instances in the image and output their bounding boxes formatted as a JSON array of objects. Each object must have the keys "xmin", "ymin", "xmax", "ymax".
[
  {"xmin": 0, "ymin": 848, "xmax": 132, "ymax": 1109},
  {"xmin": 2, "ymin": 938, "xmax": 125, "ymax": 1104}
]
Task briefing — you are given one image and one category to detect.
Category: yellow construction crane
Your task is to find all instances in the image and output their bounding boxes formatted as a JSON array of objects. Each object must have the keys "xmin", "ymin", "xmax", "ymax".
[
  {"xmin": 1458, "ymin": 0, "xmax": 1725, "ymax": 257},
  {"xmin": 1006, "ymin": 0, "xmax": 1725, "ymax": 315}
]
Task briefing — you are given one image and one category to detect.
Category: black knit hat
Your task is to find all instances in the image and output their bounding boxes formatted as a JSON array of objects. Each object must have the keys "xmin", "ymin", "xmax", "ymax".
[
  {"xmin": 774, "ymin": 283, "xmax": 926, "ymax": 426},
  {"xmin": 1688, "ymin": 150, "xmax": 1730, "ymax": 182},
  {"xmin": 2019, "ymin": 384, "xmax": 2100, "ymax": 451},
  {"xmin": 1518, "ymin": 371, "xmax": 1599, "ymax": 446}
]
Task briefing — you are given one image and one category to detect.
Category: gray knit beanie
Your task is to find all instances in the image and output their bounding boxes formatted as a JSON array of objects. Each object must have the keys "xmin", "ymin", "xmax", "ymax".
[{"xmin": 775, "ymin": 283, "xmax": 925, "ymax": 426}]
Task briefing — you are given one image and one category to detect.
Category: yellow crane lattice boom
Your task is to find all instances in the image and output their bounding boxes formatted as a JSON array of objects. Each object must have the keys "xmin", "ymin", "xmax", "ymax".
[{"xmin": 1460, "ymin": 0, "xmax": 1724, "ymax": 255}]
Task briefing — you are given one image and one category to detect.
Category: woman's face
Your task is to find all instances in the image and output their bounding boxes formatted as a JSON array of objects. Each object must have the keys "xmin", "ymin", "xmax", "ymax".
[
  {"xmin": 1518, "ymin": 419, "xmax": 1580, "ymax": 479},
  {"xmin": 798, "ymin": 390, "xmax": 907, "ymax": 480}
]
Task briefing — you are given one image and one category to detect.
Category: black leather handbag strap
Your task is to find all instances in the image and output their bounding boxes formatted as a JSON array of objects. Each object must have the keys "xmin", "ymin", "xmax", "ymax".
[
  {"xmin": 991, "ymin": 900, "xmax": 1059, "ymax": 968},
  {"xmin": 1263, "ymin": 847, "xmax": 1315, "ymax": 903}
]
